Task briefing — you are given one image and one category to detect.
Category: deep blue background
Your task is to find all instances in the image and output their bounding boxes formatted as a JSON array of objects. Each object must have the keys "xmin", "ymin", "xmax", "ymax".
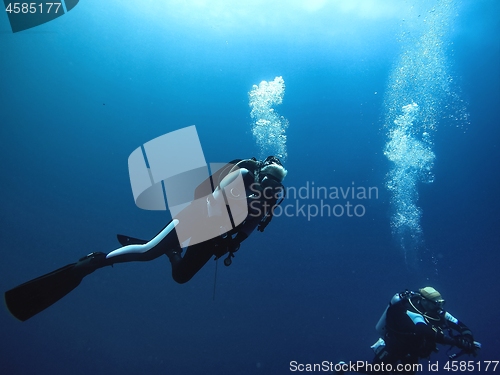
[{"xmin": 1, "ymin": 1, "xmax": 499, "ymax": 374}]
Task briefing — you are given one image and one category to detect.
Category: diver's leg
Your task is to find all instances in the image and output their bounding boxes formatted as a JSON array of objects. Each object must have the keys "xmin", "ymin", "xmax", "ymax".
[
  {"xmin": 5, "ymin": 220, "xmax": 182, "ymax": 321},
  {"xmin": 106, "ymin": 219, "xmax": 180, "ymax": 264},
  {"xmin": 167, "ymin": 241, "xmax": 215, "ymax": 284}
]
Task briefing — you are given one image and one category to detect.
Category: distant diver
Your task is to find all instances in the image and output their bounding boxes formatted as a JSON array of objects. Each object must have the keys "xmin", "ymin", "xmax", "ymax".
[
  {"xmin": 335, "ymin": 287, "xmax": 481, "ymax": 374},
  {"xmin": 4, "ymin": 156, "xmax": 287, "ymax": 321}
]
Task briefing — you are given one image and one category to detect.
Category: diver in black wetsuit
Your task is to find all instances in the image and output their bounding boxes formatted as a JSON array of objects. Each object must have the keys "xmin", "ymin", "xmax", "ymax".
[
  {"xmin": 4, "ymin": 156, "xmax": 287, "ymax": 321},
  {"xmin": 106, "ymin": 155, "xmax": 287, "ymax": 283},
  {"xmin": 335, "ymin": 287, "xmax": 480, "ymax": 375}
]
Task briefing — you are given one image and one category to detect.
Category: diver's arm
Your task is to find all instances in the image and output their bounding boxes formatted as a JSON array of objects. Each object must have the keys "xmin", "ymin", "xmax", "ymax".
[
  {"xmin": 427, "ymin": 325, "xmax": 456, "ymax": 346},
  {"xmin": 221, "ymin": 220, "xmax": 254, "ymax": 253},
  {"xmin": 233, "ymin": 231, "xmax": 248, "ymax": 243},
  {"xmin": 414, "ymin": 312, "xmax": 475, "ymax": 350},
  {"xmin": 443, "ymin": 311, "xmax": 476, "ymax": 351},
  {"xmin": 236, "ymin": 215, "xmax": 261, "ymax": 237},
  {"xmin": 404, "ymin": 319, "xmax": 459, "ymax": 350},
  {"xmin": 444, "ymin": 312, "xmax": 473, "ymax": 337},
  {"xmin": 220, "ymin": 217, "xmax": 258, "ymax": 255}
]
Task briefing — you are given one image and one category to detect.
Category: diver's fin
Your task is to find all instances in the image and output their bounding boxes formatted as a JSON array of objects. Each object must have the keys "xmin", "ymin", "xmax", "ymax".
[
  {"xmin": 117, "ymin": 234, "xmax": 148, "ymax": 246},
  {"xmin": 4, "ymin": 252, "xmax": 108, "ymax": 322}
]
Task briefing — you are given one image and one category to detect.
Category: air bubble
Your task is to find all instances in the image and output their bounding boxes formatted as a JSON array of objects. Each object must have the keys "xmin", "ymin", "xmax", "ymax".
[{"xmin": 249, "ymin": 77, "xmax": 288, "ymax": 161}]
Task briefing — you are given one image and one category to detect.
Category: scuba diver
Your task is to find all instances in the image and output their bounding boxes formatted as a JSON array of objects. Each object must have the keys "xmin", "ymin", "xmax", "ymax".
[
  {"xmin": 336, "ymin": 287, "xmax": 480, "ymax": 374},
  {"xmin": 5, "ymin": 156, "xmax": 287, "ymax": 322}
]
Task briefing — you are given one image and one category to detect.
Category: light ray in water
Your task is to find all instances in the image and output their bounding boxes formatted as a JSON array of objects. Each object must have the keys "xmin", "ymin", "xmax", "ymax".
[{"xmin": 249, "ymin": 76, "xmax": 289, "ymax": 161}]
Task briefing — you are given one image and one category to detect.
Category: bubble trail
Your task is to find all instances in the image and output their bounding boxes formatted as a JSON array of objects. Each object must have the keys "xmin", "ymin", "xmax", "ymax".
[
  {"xmin": 384, "ymin": 103, "xmax": 435, "ymax": 264},
  {"xmin": 249, "ymin": 76, "xmax": 289, "ymax": 161},
  {"xmin": 383, "ymin": 0, "xmax": 466, "ymax": 265}
]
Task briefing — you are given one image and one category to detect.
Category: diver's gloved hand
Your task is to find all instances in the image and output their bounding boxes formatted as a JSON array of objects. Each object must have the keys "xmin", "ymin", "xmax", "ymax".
[{"xmin": 455, "ymin": 335, "xmax": 475, "ymax": 353}]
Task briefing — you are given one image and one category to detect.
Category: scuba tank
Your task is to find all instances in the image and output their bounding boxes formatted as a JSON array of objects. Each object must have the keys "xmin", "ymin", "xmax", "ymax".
[
  {"xmin": 375, "ymin": 290, "xmax": 419, "ymax": 336},
  {"xmin": 372, "ymin": 291, "xmax": 412, "ymax": 355},
  {"xmin": 375, "ymin": 292, "xmax": 402, "ymax": 336}
]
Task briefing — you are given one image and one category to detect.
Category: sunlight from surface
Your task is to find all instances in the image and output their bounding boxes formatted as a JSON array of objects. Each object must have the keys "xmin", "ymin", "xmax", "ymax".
[{"xmin": 116, "ymin": 0, "xmax": 420, "ymax": 38}]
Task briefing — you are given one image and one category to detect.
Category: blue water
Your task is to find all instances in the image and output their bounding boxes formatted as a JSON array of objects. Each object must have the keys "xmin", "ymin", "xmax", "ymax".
[{"xmin": 1, "ymin": 1, "xmax": 499, "ymax": 374}]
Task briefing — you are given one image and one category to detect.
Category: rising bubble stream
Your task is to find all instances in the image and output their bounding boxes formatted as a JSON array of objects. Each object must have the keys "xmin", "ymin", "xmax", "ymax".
[
  {"xmin": 383, "ymin": 0, "xmax": 467, "ymax": 266},
  {"xmin": 249, "ymin": 76, "xmax": 289, "ymax": 161}
]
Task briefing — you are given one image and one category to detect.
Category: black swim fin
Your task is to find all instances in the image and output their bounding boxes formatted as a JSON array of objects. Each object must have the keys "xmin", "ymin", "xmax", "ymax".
[
  {"xmin": 116, "ymin": 234, "xmax": 148, "ymax": 246},
  {"xmin": 4, "ymin": 252, "xmax": 108, "ymax": 322}
]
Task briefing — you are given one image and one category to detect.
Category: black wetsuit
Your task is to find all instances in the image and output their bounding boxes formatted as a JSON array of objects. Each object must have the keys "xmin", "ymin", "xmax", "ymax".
[
  {"xmin": 105, "ymin": 158, "xmax": 284, "ymax": 283},
  {"xmin": 164, "ymin": 158, "xmax": 283, "ymax": 283},
  {"xmin": 167, "ymin": 159, "xmax": 284, "ymax": 283},
  {"xmin": 368, "ymin": 295, "xmax": 474, "ymax": 374}
]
